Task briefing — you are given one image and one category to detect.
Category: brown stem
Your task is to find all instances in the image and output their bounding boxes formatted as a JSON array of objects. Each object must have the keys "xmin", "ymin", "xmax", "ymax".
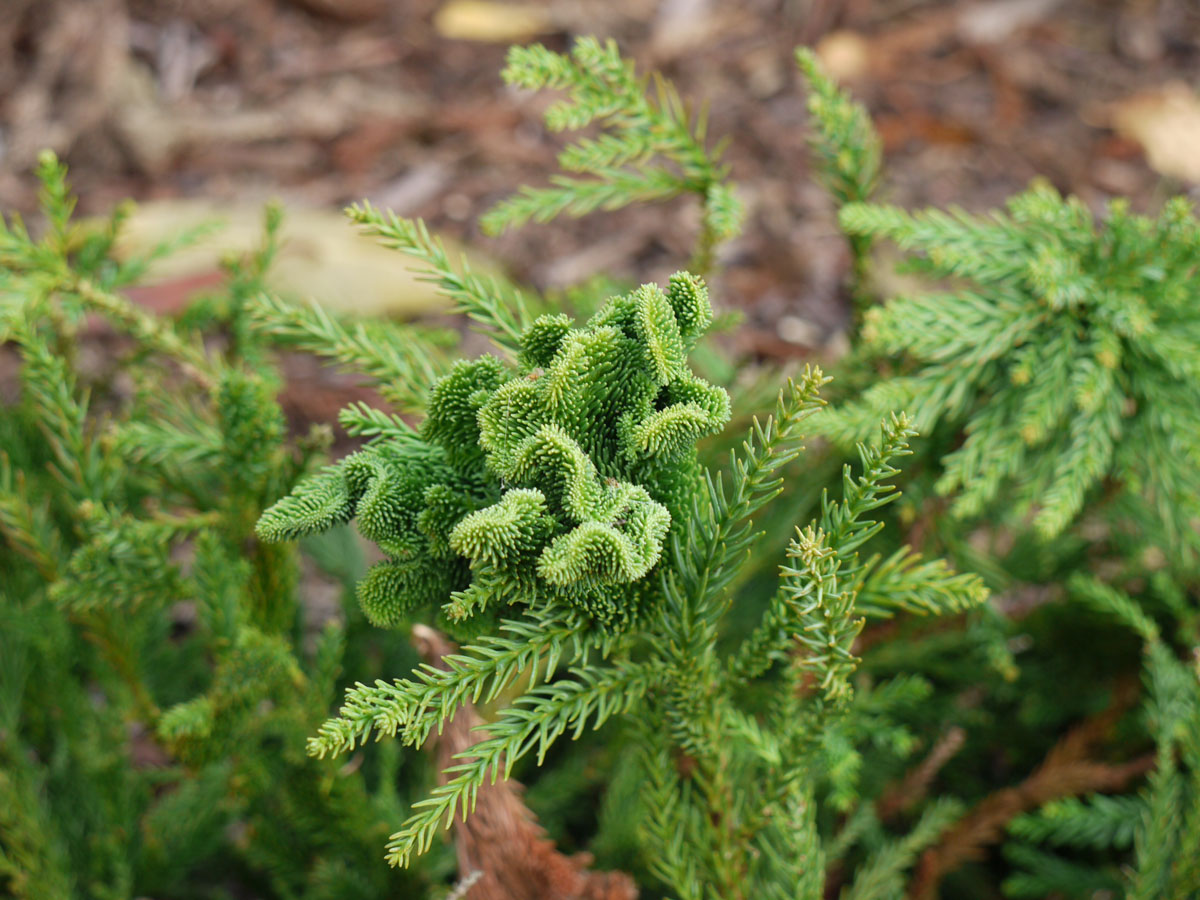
[
  {"xmin": 905, "ymin": 680, "xmax": 1149, "ymax": 900},
  {"xmin": 877, "ymin": 726, "xmax": 968, "ymax": 823},
  {"xmin": 80, "ymin": 611, "xmax": 162, "ymax": 724}
]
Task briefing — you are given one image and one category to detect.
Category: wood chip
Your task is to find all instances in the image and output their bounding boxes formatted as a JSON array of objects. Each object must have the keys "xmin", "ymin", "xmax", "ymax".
[
  {"xmin": 1106, "ymin": 82, "xmax": 1200, "ymax": 183},
  {"xmin": 433, "ymin": 1, "xmax": 553, "ymax": 43}
]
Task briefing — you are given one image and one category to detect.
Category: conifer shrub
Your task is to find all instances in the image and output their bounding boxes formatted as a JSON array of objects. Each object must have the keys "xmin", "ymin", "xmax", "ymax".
[
  {"xmin": 264, "ymin": 258, "xmax": 987, "ymax": 888},
  {"xmin": 0, "ymin": 154, "xmax": 448, "ymax": 899},
  {"xmin": 1, "ymin": 36, "xmax": 1198, "ymax": 900},
  {"xmin": 827, "ymin": 187, "xmax": 1200, "ymax": 555},
  {"xmin": 798, "ymin": 50, "xmax": 1200, "ymax": 899}
]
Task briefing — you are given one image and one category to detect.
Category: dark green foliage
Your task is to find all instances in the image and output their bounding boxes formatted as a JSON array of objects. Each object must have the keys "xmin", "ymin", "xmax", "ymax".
[
  {"xmin": 799, "ymin": 48, "xmax": 1200, "ymax": 900},
  {"xmin": 1003, "ymin": 578, "xmax": 1200, "ymax": 899},
  {"xmin": 0, "ymin": 157, "xmax": 434, "ymax": 899}
]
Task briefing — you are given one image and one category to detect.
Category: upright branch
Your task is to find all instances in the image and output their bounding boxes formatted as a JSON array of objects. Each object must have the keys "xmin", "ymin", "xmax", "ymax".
[
  {"xmin": 483, "ymin": 38, "xmax": 743, "ymax": 276},
  {"xmin": 795, "ymin": 48, "xmax": 882, "ymax": 321}
]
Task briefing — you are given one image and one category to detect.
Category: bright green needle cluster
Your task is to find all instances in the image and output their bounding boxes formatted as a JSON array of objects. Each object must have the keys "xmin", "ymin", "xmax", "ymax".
[
  {"xmin": 257, "ymin": 272, "xmax": 729, "ymax": 631},
  {"xmin": 828, "ymin": 185, "xmax": 1200, "ymax": 549}
]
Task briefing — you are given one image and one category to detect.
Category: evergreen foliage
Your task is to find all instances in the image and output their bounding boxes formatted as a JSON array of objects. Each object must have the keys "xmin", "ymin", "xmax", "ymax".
[
  {"xmin": 4, "ymin": 35, "xmax": 1200, "ymax": 900},
  {"xmin": 258, "ymin": 193, "xmax": 984, "ymax": 892},
  {"xmin": 800, "ymin": 47, "xmax": 1200, "ymax": 900},
  {"xmin": 795, "ymin": 49, "xmax": 881, "ymax": 309},
  {"xmin": 258, "ymin": 264, "xmax": 732, "ymax": 632},
  {"xmin": 287, "ymin": 347, "xmax": 983, "ymax": 887},
  {"xmin": 0, "ymin": 156, "xmax": 441, "ymax": 899},
  {"xmin": 824, "ymin": 185, "xmax": 1200, "ymax": 558},
  {"xmin": 1003, "ymin": 577, "xmax": 1200, "ymax": 899},
  {"xmin": 481, "ymin": 37, "xmax": 742, "ymax": 274}
]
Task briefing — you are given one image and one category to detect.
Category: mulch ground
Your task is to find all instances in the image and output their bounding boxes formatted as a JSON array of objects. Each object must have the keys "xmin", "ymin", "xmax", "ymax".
[{"xmin": 2, "ymin": 0, "xmax": 1197, "ymax": 365}]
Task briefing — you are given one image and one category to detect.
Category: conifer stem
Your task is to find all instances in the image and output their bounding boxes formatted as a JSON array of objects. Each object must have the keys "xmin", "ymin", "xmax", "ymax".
[
  {"xmin": 80, "ymin": 611, "xmax": 161, "ymax": 725},
  {"xmin": 688, "ymin": 211, "xmax": 719, "ymax": 280},
  {"xmin": 64, "ymin": 274, "xmax": 216, "ymax": 388}
]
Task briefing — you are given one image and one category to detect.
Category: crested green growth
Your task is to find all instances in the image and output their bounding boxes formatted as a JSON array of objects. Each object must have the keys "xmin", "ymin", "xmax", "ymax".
[
  {"xmin": 825, "ymin": 185, "xmax": 1200, "ymax": 554},
  {"xmin": 259, "ymin": 270, "xmax": 731, "ymax": 632},
  {"xmin": 482, "ymin": 37, "xmax": 743, "ymax": 274}
]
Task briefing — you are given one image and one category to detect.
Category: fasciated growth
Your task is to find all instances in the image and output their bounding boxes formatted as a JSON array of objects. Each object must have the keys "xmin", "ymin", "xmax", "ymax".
[{"xmin": 257, "ymin": 272, "xmax": 730, "ymax": 631}]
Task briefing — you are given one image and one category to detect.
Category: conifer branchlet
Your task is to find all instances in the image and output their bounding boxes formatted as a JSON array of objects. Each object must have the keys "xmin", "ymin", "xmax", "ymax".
[{"xmin": 827, "ymin": 186, "xmax": 1200, "ymax": 555}]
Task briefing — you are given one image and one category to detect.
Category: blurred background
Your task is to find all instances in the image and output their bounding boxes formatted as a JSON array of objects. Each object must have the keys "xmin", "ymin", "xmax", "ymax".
[{"xmin": 1, "ymin": 0, "xmax": 1197, "ymax": 372}]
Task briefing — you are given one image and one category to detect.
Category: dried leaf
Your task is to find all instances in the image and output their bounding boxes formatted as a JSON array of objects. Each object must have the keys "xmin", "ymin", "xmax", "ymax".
[
  {"xmin": 1107, "ymin": 82, "xmax": 1200, "ymax": 183},
  {"xmin": 433, "ymin": 2, "xmax": 552, "ymax": 43},
  {"xmin": 113, "ymin": 201, "xmax": 490, "ymax": 317}
]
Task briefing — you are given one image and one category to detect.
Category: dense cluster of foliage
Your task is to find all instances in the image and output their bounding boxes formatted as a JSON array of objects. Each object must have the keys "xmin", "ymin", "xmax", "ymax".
[
  {"xmin": 1, "ymin": 36, "xmax": 1197, "ymax": 900},
  {"xmin": 0, "ymin": 157, "xmax": 447, "ymax": 899},
  {"xmin": 259, "ymin": 269, "xmax": 731, "ymax": 635},
  {"xmin": 827, "ymin": 186, "xmax": 1200, "ymax": 551}
]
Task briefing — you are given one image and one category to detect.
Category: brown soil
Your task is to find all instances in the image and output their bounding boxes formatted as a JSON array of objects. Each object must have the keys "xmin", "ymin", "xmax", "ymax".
[{"xmin": 2, "ymin": 0, "xmax": 1197, "ymax": 355}]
